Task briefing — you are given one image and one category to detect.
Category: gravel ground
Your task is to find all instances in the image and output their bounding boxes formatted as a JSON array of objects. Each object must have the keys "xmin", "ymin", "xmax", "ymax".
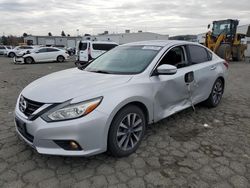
[{"xmin": 0, "ymin": 56, "xmax": 250, "ymax": 188}]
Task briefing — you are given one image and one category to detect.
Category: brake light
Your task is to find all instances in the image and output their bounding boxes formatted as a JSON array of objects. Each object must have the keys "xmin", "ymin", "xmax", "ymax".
[{"xmin": 223, "ymin": 61, "xmax": 229, "ymax": 69}]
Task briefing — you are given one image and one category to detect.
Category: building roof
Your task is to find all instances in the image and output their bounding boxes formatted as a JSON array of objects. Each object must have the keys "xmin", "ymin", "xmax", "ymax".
[
  {"xmin": 24, "ymin": 35, "xmax": 82, "ymax": 39},
  {"xmin": 96, "ymin": 32, "xmax": 168, "ymax": 37}
]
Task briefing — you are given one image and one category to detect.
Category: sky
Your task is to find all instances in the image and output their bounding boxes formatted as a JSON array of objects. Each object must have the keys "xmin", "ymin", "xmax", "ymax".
[{"xmin": 0, "ymin": 0, "xmax": 250, "ymax": 37}]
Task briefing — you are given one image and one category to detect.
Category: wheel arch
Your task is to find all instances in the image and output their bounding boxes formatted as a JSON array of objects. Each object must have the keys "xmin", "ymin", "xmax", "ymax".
[{"xmin": 115, "ymin": 101, "xmax": 150, "ymax": 124}]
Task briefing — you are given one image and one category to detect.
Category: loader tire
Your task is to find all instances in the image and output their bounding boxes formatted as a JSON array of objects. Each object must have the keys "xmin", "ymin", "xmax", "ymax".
[
  {"xmin": 217, "ymin": 44, "xmax": 231, "ymax": 61},
  {"xmin": 232, "ymin": 46, "xmax": 244, "ymax": 61}
]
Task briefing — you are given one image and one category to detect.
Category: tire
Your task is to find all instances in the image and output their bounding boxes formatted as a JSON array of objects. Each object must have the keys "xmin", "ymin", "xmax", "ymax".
[
  {"xmin": 75, "ymin": 61, "xmax": 81, "ymax": 67},
  {"xmin": 204, "ymin": 78, "xmax": 224, "ymax": 108},
  {"xmin": 232, "ymin": 46, "xmax": 244, "ymax": 61},
  {"xmin": 24, "ymin": 57, "xmax": 34, "ymax": 64},
  {"xmin": 8, "ymin": 52, "xmax": 15, "ymax": 58},
  {"xmin": 57, "ymin": 55, "xmax": 65, "ymax": 63},
  {"xmin": 108, "ymin": 105, "xmax": 146, "ymax": 157},
  {"xmin": 217, "ymin": 44, "xmax": 231, "ymax": 61}
]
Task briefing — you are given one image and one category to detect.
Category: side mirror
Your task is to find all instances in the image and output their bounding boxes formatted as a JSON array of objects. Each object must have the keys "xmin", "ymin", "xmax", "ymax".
[
  {"xmin": 156, "ymin": 64, "xmax": 177, "ymax": 75},
  {"xmin": 207, "ymin": 24, "xmax": 210, "ymax": 29}
]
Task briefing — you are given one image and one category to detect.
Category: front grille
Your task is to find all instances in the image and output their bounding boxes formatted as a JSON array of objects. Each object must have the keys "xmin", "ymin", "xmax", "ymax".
[{"xmin": 19, "ymin": 97, "xmax": 44, "ymax": 117}]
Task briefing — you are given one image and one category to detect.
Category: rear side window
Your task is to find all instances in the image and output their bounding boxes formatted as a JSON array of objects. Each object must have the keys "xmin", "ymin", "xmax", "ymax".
[
  {"xmin": 92, "ymin": 43, "xmax": 117, "ymax": 51},
  {"xmin": 79, "ymin": 42, "xmax": 88, "ymax": 50},
  {"xmin": 0, "ymin": 46, "xmax": 5, "ymax": 49},
  {"xmin": 47, "ymin": 48, "xmax": 59, "ymax": 52},
  {"xmin": 188, "ymin": 45, "xmax": 210, "ymax": 64},
  {"xmin": 38, "ymin": 48, "xmax": 47, "ymax": 53}
]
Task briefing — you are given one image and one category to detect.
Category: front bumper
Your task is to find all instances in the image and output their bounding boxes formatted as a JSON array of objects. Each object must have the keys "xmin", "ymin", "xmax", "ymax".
[
  {"xmin": 14, "ymin": 57, "xmax": 25, "ymax": 64},
  {"xmin": 14, "ymin": 105, "xmax": 109, "ymax": 156}
]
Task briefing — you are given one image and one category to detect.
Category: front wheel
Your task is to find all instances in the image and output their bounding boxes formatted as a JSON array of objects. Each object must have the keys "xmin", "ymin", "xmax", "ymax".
[
  {"xmin": 24, "ymin": 57, "xmax": 34, "ymax": 64},
  {"xmin": 204, "ymin": 78, "xmax": 224, "ymax": 108},
  {"xmin": 57, "ymin": 55, "xmax": 65, "ymax": 63},
  {"xmin": 232, "ymin": 46, "xmax": 244, "ymax": 61},
  {"xmin": 217, "ymin": 44, "xmax": 231, "ymax": 61},
  {"xmin": 108, "ymin": 105, "xmax": 146, "ymax": 157}
]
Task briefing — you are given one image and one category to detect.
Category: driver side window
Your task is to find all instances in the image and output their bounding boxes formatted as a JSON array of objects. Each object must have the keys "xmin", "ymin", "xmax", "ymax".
[{"xmin": 158, "ymin": 46, "xmax": 187, "ymax": 68}]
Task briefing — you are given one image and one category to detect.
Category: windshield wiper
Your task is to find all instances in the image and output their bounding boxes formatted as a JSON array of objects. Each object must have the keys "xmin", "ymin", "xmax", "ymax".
[{"xmin": 89, "ymin": 70, "xmax": 112, "ymax": 74}]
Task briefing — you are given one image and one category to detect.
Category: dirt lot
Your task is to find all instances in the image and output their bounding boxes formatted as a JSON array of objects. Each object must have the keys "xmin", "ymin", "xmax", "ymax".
[{"xmin": 0, "ymin": 56, "xmax": 250, "ymax": 188}]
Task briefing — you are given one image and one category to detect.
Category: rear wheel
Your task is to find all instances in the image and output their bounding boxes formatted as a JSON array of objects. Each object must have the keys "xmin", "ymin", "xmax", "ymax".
[
  {"xmin": 217, "ymin": 44, "xmax": 231, "ymax": 61},
  {"xmin": 9, "ymin": 52, "xmax": 15, "ymax": 58},
  {"xmin": 24, "ymin": 57, "xmax": 34, "ymax": 64},
  {"xmin": 108, "ymin": 105, "xmax": 146, "ymax": 157},
  {"xmin": 57, "ymin": 55, "xmax": 65, "ymax": 63},
  {"xmin": 204, "ymin": 78, "xmax": 224, "ymax": 108}
]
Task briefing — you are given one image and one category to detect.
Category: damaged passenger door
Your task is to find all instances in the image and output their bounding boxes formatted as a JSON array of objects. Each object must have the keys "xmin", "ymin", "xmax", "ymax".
[{"xmin": 151, "ymin": 45, "xmax": 194, "ymax": 121}]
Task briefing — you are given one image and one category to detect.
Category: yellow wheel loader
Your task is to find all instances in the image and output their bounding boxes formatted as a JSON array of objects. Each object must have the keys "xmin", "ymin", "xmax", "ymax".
[{"xmin": 205, "ymin": 19, "xmax": 248, "ymax": 61}]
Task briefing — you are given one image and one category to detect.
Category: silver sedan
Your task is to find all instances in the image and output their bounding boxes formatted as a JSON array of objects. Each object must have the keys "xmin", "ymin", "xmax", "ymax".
[{"xmin": 14, "ymin": 40, "xmax": 228, "ymax": 157}]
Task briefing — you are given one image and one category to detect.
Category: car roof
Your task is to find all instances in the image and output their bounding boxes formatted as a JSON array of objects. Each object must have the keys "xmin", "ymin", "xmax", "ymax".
[
  {"xmin": 80, "ymin": 40, "xmax": 118, "ymax": 45},
  {"xmin": 121, "ymin": 40, "xmax": 199, "ymax": 47},
  {"xmin": 36, "ymin": 47, "xmax": 61, "ymax": 50}
]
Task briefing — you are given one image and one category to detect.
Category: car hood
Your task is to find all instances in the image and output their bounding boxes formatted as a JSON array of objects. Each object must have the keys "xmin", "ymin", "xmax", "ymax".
[{"xmin": 22, "ymin": 68, "xmax": 133, "ymax": 103}]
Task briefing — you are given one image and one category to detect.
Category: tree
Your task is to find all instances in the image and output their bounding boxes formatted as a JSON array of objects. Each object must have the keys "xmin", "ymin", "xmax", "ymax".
[
  {"xmin": 23, "ymin": 33, "xmax": 28, "ymax": 37},
  {"xmin": 61, "ymin": 31, "xmax": 66, "ymax": 36},
  {"xmin": 48, "ymin": 32, "xmax": 52, "ymax": 36},
  {"xmin": 1, "ymin": 36, "xmax": 7, "ymax": 45},
  {"xmin": 67, "ymin": 34, "xmax": 70, "ymax": 37}
]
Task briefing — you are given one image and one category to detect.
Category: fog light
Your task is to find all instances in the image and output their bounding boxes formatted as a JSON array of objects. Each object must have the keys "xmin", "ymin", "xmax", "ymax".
[
  {"xmin": 54, "ymin": 140, "xmax": 82, "ymax": 151},
  {"xmin": 69, "ymin": 141, "xmax": 79, "ymax": 150}
]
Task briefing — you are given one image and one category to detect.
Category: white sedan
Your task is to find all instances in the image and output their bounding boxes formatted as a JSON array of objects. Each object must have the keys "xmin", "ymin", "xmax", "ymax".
[
  {"xmin": 7, "ymin": 46, "xmax": 35, "ymax": 57},
  {"xmin": 0, "ymin": 46, "xmax": 8, "ymax": 55},
  {"xmin": 14, "ymin": 47, "xmax": 69, "ymax": 64},
  {"xmin": 15, "ymin": 40, "xmax": 227, "ymax": 157}
]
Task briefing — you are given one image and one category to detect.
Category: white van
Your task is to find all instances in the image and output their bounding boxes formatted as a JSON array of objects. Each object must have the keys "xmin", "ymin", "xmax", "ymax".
[{"xmin": 76, "ymin": 41, "xmax": 118, "ymax": 67}]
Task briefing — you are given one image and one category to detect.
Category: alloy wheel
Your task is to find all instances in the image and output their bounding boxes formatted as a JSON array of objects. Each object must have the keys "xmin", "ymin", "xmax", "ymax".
[
  {"xmin": 57, "ymin": 56, "xmax": 64, "ymax": 62},
  {"xmin": 26, "ymin": 57, "xmax": 33, "ymax": 64},
  {"xmin": 116, "ymin": 113, "xmax": 143, "ymax": 151},
  {"xmin": 212, "ymin": 80, "xmax": 223, "ymax": 105}
]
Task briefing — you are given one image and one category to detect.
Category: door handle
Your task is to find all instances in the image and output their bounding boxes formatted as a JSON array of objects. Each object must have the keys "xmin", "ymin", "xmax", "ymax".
[
  {"xmin": 210, "ymin": 66, "xmax": 217, "ymax": 70},
  {"xmin": 184, "ymin": 71, "xmax": 194, "ymax": 84}
]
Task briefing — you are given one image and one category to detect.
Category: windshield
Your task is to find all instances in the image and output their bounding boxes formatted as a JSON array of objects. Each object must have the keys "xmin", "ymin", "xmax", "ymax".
[
  {"xmin": 212, "ymin": 21, "xmax": 231, "ymax": 36},
  {"xmin": 85, "ymin": 45, "xmax": 161, "ymax": 74}
]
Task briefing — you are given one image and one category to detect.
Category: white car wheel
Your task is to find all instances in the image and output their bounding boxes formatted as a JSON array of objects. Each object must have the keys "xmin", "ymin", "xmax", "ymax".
[
  {"xmin": 57, "ymin": 56, "xmax": 65, "ymax": 63},
  {"xmin": 25, "ymin": 57, "xmax": 34, "ymax": 64}
]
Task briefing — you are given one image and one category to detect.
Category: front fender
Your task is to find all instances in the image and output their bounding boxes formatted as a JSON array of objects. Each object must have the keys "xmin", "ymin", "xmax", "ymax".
[{"xmin": 95, "ymin": 83, "xmax": 154, "ymax": 151}]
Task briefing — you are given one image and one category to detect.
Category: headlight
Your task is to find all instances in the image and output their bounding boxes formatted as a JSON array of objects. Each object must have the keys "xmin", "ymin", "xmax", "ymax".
[{"xmin": 42, "ymin": 97, "xmax": 102, "ymax": 122}]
